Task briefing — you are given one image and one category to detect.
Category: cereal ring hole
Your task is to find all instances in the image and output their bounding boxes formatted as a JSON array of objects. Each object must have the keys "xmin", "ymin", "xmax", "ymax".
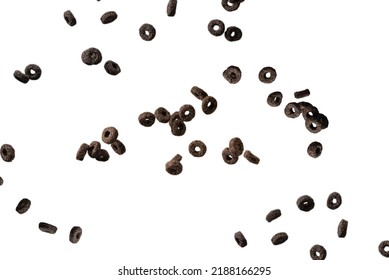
[
  {"xmin": 265, "ymin": 72, "xmax": 271, "ymax": 78},
  {"xmin": 315, "ymin": 251, "xmax": 321, "ymax": 257},
  {"xmin": 2, "ymin": 149, "xmax": 7, "ymax": 156},
  {"xmin": 385, "ymin": 246, "xmax": 389, "ymax": 252},
  {"xmin": 310, "ymin": 123, "xmax": 317, "ymax": 129},
  {"xmin": 104, "ymin": 131, "xmax": 110, "ymax": 137}
]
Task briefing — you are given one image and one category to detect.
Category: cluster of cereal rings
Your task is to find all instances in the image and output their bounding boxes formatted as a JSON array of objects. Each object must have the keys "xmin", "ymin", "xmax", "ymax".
[{"xmin": 234, "ymin": 192, "xmax": 348, "ymax": 260}]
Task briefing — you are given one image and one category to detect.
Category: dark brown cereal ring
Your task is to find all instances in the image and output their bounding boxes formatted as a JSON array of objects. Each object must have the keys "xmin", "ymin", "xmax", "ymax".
[
  {"xmin": 202, "ymin": 96, "xmax": 218, "ymax": 115},
  {"xmin": 170, "ymin": 119, "xmax": 186, "ymax": 136},
  {"xmin": 310, "ymin": 244, "xmax": 327, "ymax": 260},
  {"xmin": 1, "ymin": 144, "xmax": 15, "ymax": 162},
  {"xmin": 100, "ymin": 11, "xmax": 118, "ymax": 24},
  {"xmin": 76, "ymin": 143, "xmax": 89, "ymax": 161},
  {"xmin": 81, "ymin": 47, "xmax": 102, "ymax": 65},
  {"xmin": 307, "ymin": 141, "xmax": 323, "ymax": 158},
  {"xmin": 222, "ymin": 0, "xmax": 240, "ymax": 12},
  {"xmin": 138, "ymin": 112, "xmax": 156, "ymax": 127},
  {"xmin": 24, "ymin": 64, "xmax": 42, "ymax": 80},
  {"xmin": 229, "ymin": 137, "xmax": 244, "ymax": 156},
  {"xmin": 155, "ymin": 107, "xmax": 171, "ymax": 123},
  {"xmin": 267, "ymin": 91, "xmax": 283, "ymax": 107},
  {"xmin": 191, "ymin": 86, "xmax": 208, "ymax": 100},
  {"xmin": 167, "ymin": 0, "xmax": 177, "ymax": 16},
  {"xmin": 165, "ymin": 154, "xmax": 183, "ymax": 175},
  {"xmin": 299, "ymin": 102, "xmax": 319, "ymax": 120},
  {"xmin": 222, "ymin": 147, "xmax": 239, "ymax": 165},
  {"xmin": 111, "ymin": 140, "xmax": 126, "ymax": 155},
  {"xmin": 379, "ymin": 241, "xmax": 389, "ymax": 258},
  {"xmin": 284, "ymin": 102, "xmax": 301, "ymax": 118},
  {"xmin": 224, "ymin": 26, "xmax": 243, "ymax": 42},
  {"xmin": 208, "ymin": 19, "xmax": 225, "ymax": 36},
  {"xmin": 39, "ymin": 222, "xmax": 57, "ymax": 234},
  {"xmin": 15, "ymin": 198, "xmax": 31, "ymax": 214},
  {"xmin": 234, "ymin": 231, "xmax": 247, "ymax": 247},
  {"xmin": 64, "ymin": 10, "xmax": 77, "ymax": 26},
  {"xmin": 101, "ymin": 127, "xmax": 119, "ymax": 144},
  {"xmin": 296, "ymin": 195, "xmax": 315, "ymax": 212},
  {"xmin": 179, "ymin": 104, "xmax": 196, "ymax": 122},
  {"xmin": 271, "ymin": 232, "xmax": 288, "ymax": 245},
  {"xmin": 243, "ymin": 150, "xmax": 260, "ymax": 164},
  {"xmin": 337, "ymin": 219, "xmax": 348, "ymax": 238},
  {"xmin": 266, "ymin": 209, "xmax": 281, "ymax": 223},
  {"xmin": 258, "ymin": 66, "xmax": 277, "ymax": 84},
  {"xmin": 104, "ymin": 60, "xmax": 121, "ymax": 75},
  {"xmin": 69, "ymin": 226, "xmax": 82, "ymax": 244},
  {"xmin": 87, "ymin": 141, "xmax": 101, "ymax": 158},
  {"xmin": 188, "ymin": 140, "xmax": 207, "ymax": 157},
  {"xmin": 223, "ymin": 65, "xmax": 241, "ymax": 84},
  {"xmin": 169, "ymin": 111, "xmax": 181, "ymax": 126},
  {"xmin": 305, "ymin": 118, "xmax": 322, "ymax": 134},
  {"xmin": 317, "ymin": 113, "xmax": 329, "ymax": 129},
  {"xmin": 14, "ymin": 70, "xmax": 29, "ymax": 84},
  {"xmin": 327, "ymin": 192, "xmax": 342, "ymax": 210},
  {"xmin": 96, "ymin": 149, "xmax": 110, "ymax": 162},
  {"xmin": 294, "ymin": 89, "xmax": 310, "ymax": 99},
  {"xmin": 139, "ymin": 23, "xmax": 156, "ymax": 41}
]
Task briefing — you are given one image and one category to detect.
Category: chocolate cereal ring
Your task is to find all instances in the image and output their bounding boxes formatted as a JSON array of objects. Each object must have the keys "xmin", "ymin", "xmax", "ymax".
[
  {"xmin": 284, "ymin": 102, "xmax": 301, "ymax": 118},
  {"xmin": 259, "ymin": 66, "xmax": 277, "ymax": 84},
  {"xmin": 24, "ymin": 64, "xmax": 42, "ymax": 80},
  {"xmin": 191, "ymin": 86, "xmax": 208, "ymax": 100},
  {"xmin": 296, "ymin": 195, "xmax": 315, "ymax": 212},
  {"xmin": 64, "ymin": 10, "xmax": 77, "ymax": 26},
  {"xmin": 271, "ymin": 232, "xmax": 288, "ymax": 245},
  {"xmin": 307, "ymin": 141, "xmax": 323, "ymax": 158},
  {"xmin": 155, "ymin": 107, "xmax": 171, "ymax": 123},
  {"xmin": 76, "ymin": 143, "xmax": 89, "ymax": 161},
  {"xmin": 69, "ymin": 226, "xmax": 82, "ymax": 244},
  {"xmin": 165, "ymin": 154, "xmax": 183, "ymax": 175},
  {"xmin": 299, "ymin": 102, "xmax": 319, "ymax": 120},
  {"xmin": 88, "ymin": 141, "xmax": 101, "ymax": 158},
  {"xmin": 188, "ymin": 140, "xmax": 207, "ymax": 157},
  {"xmin": 39, "ymin": 222, "xmax": 57, "ymax": 234},
  {"xmin": 305, "ymin": 117, "xmax": 322, "ymax": 134},
  {"xmin": 234, "ymin": 231, "xmax": 247, "ymax": 247},
  {"xmin": 101, "ymin": 127, "xmax": 119, "ymax": 144},
  {"xmin": 179, "ymin": 104, "xmax": 196, "ymax": 122},
  {"xmin": 138, "ymin": 112, "xmax": 156, "ymax": 127},
  {"xmin": 96, "ymin": 149, "xmax": 110, "ymax": 162},
  {"xmin": 1, "ymin": 144, "xmax": 15, "ymax": 162},
  {"xmin": 266, "ymin": 209, "xmax": 281, "ymax": 223},
  {"xmin": 310, "ymin": 244, "xmax": 327, "ymax": 260},
  {"xmin": 243, "ymin": 150, "xmax": 260, "ymax": 164},
  {"xmin": 229, "ymin": 137, "xmax": 244, "ymax": 156},
  {"xmin": 202, "ymin": 96, "xmax": 218, "ymax": 115},
  {"xmin": 224, "ymin": 26, "xmax": 242, "ymax": 42},
  {"xmin": 81, "ymin": 47, "xmax": 102, "ymax": 65},
  {"xmin": 222, "ymin": 0, "xmax": 240, "ymax": 12},
  {"xmin": 170, "ymin": 119, "xmax": 186, "ymax": 136},
  {"xmin": 139, "ymin": 23, "xmax": 156, "ymax": 41},
  {"xmin": 104, "ymin": 60, "xmax": 121, "ymax": 75},
  {"xmin": 168, "ymin": 111, "xmax": 181, "ymax": 127},
  {"xmin": 167, "ymin": 0, "xmax": 177, "ymax": 16},
  {"xmin": 337, "ymin": 219, "xmax": 348, "ymax": 238},
  {"xmin": 327, "ymin": 192, "xmax": 342, "ymax": 210},
  {"xmin": 294, "ymin": 89, "xmax": 310, "ymax": 99},
  {"xmin": 379, "ymin": 241, "xmax": 389, "ymax": 258},
  {"xmin": 14, "ymin": 70, "xmax": 29, "ymax": 84},
  {"xmin": 208, "ymin": 19, "xmax": 225, "ymax": 36},
  {"xmin": 15, "ymin": 198, "xmax": 31, "ymax": 214},
  {"xmin": 223, "ymin": 65, "xmax": 241, "ymax": 84},
  {"xmin": 267, "ymin": 91, "xmax": 283, "ymax": 107},
  {"xmin": 100, "ymin": 11, "xmax": 118, "ymax": 24},
  {"xmin": 111, "ymin": 140, "xmax": 126, "ymax": 155},
  {"xmin": 222, "ymin": 147, "xmax": 239, "ymax": 165}
]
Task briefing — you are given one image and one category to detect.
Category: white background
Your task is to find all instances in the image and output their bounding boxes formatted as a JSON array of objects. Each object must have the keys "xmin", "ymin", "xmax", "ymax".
[{"xmin": 0, "ymin": 0, "xmax": 388, "ymax": 279}]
